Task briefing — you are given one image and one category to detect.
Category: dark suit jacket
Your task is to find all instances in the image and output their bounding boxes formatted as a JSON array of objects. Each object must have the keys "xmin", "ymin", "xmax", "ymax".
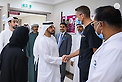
[{"xmin": 55, "ymin": 32, "xmax": 72, "ymax": 57}]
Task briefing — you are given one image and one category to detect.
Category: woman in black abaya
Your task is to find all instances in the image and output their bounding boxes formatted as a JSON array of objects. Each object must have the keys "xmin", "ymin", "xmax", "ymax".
[{"xmin": 0, "ymin": 26, "xmax": 29, "ymax": 82}]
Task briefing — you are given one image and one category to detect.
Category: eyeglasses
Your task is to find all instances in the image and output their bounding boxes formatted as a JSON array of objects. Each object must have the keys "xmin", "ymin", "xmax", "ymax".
[
  {"xmin": 79, "ymin": 13, "xmax": 82, "ymax": 16},
  {"xmin": 75, "ymin": 13, "xmax": 82, "ymax": 18},
  {"xmin": 91, "ymin": 21, "xmax": 99, "ymax": 27}
]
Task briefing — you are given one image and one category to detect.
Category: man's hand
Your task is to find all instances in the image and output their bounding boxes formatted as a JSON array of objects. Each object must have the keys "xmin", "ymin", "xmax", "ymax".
[{"xmin": 62, "ymin": 55, "xmax": 71, "ymax": 63}]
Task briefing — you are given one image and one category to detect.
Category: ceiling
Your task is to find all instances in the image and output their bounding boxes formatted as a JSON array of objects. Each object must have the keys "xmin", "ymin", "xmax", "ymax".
[
  {"xmin": 27, "ymin": 0, "xmax": 72, "ymax": 5},
  {"xmin": 10, "ymin": 0, "xmax": 73, "ymax": 17}
]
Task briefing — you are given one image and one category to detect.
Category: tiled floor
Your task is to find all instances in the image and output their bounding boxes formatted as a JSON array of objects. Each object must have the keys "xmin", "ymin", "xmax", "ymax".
[{"xmin": 64, "ymin": 76, "xmax": 73, "ymax": 82}]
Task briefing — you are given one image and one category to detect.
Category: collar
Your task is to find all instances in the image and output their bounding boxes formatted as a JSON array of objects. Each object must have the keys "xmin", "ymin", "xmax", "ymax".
[
  {"xmin": 94, "ymin": 32, "xmax": 122, "ymax": 55},
  {"xmin": 104, "ymin": 32, "xmax": 122, "ymax": 44},
  {"xmin": 60, "ymin": 31, "xmax": 66, "ymax": 36}
]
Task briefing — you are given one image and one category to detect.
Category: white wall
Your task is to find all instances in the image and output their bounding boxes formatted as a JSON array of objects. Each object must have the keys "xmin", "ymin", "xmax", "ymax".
[
  {"xmin": 0, "ymin": 0, "xmax": 54, "ymax": 13},
  {"xmin": 21, "ymin": 15, "xmax": 46, "ymax": 27},
  {"xmin": 46, "ymin": 12, "xmax": 62, "ymax": 33},
  {"xmin": 54, "ymin": 0, "xmax": 122, "ymax": 74},
  {"xmin": 21, "ymin": 16, "xmax": 30, "ymax": 26},
  {"xmin": 54, "ymin": 0, "xmax": 122, "ymax": 15},
  {"xmin": 30, "ymin": 15, "xmax": 46, "ymax": 27},
  {"xmin": 0, "ymin": 10, "xmax": 1, "ymax": 28}
]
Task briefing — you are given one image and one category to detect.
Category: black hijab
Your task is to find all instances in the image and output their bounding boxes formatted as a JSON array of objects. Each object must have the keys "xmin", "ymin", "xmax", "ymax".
[{"xmin": 9, "ymin": 26, "xmax": 29, "ymax": 49}]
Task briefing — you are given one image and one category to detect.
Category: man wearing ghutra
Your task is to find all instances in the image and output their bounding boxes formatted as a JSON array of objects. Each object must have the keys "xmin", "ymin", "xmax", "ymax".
[
  {"xmin": 0, "ymin": 17, "xmax": 18, "ymax": 53},
  {"xmin": 26, "ymin": 24, "xmax": 39, "ymax": 82},
  {"xmin": 33, "ymin": 21, "xmax": 67, "ymax": 82}
]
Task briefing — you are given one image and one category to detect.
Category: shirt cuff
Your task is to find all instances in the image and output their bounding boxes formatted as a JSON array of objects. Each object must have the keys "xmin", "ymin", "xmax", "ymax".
[{"xmin": 59, "ymin": 57, "xmax": 62, "ymax": 65}]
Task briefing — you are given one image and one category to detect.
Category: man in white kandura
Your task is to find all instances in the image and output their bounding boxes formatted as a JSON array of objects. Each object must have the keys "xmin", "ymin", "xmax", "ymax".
[
  {"xmin": 86, "ymin": 6, "xmax": 122, "ymax": 82},
  {"xmin": 33, "ymin": 21, "xmax": 67, "ymax": 82},
  {"xmin": 0, "ymin": 17, "xmax": 18, "ymax": 53},
  {"xmin": 71, "ymin": 23, "xmax": 84, "ymax": 82}
]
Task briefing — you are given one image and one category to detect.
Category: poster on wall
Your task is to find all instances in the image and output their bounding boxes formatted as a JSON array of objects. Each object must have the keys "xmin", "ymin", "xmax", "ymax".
[{"xmin": 62, "ymin": 15, "xmax": 76, "ymax": 34}]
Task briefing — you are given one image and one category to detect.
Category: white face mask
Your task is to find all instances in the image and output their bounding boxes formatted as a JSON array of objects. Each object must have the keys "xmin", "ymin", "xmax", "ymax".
[{"xmin": 95, "ymin": 23, "xmax": 104, "ymax": 40}]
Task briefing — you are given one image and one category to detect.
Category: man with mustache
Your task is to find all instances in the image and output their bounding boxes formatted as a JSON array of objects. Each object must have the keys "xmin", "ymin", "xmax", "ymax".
[
  {"xmin": 33, "ymin": 22, "xmax": 67, "ymax": 82},
  {"xmin": 26, "ymin": 24, "xmax": 39, "ymax": 82},
  {"xmin": 55, "ymin": 22, "xmax": 72, "ymax": 82},
  {"xmin": 86, "ymin": 5, "xmax": 122, "ymax": 82},
  {"xmin": 0, "ymin": 17, "xmax": 18, "ymax": 53}
]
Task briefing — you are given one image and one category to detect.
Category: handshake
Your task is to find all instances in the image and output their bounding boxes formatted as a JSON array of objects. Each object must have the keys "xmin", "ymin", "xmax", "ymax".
[{"xmin": 62, "ymin": 55, "xmax": 71, "ymax": 63}]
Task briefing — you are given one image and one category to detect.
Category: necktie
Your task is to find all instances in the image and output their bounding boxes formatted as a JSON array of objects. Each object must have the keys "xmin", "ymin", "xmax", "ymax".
[{"xmin": 58, "ymin": 33, "xmax": 63, "ymax": 49}]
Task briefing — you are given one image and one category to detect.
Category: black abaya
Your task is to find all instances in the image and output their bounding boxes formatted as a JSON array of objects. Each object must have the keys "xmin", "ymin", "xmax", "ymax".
[{"xmin": 0, "ymin": 26, "xmax": 29, "ymax": 82}]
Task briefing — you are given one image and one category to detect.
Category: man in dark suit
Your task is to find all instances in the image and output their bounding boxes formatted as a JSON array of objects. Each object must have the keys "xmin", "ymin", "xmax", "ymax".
[{"xmin": 55, "ymin": 22, "xmax": 72, "ymax": 82}]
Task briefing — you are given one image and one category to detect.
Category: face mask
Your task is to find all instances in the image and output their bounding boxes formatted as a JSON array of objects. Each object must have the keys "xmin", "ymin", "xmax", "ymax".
[
  {"xmin": 95, "ymin": 23, "xmax": 104, "ymax": 40},
  {"xmin": 95, "ymin": 32, "xmax": 104, "ymax": 40},
  {"xmin": 79, "ymin": 31, "xmax": 83, "ymax": 35},
  {"xmin": 76, "ymin": 18, "xmax": 81, "ymax": 24}
]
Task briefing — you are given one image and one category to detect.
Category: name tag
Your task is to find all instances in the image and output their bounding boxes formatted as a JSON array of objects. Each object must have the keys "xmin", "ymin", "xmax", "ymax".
[
  {"xmin": 93, "ymin": 60, "xmax": 97, "ymax": 70},
  {"xmin": 92, "ymin": 55, "xmax": 98, "ymax": 70}
]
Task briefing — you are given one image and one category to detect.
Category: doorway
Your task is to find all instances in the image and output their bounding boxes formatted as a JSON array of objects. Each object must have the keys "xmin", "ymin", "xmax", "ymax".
[{"xmin": 10, "ymin": 12, "xmax": 46, "ymax": 27}]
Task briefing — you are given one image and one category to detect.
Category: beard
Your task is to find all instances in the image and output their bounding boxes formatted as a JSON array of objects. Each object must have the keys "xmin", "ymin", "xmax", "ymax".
[
  {"xmin": 47, "ymin": 30, "xmax": 55, "ymax": 35},
  {"xmin": 12, "ymin": 25, "xmax": 18, "ymax": 29},
  {"xmin": 12, "ymin": 26, "xmax": 16, "ymax": 29},
  {"xmin": 33, "ymin": 29, "xmax": 38, "ymax": 32}
]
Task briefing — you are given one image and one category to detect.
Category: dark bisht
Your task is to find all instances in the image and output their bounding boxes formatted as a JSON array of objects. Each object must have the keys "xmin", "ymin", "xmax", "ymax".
[
  {"xmin": 0, "ymin": 26, "xmax": 29, "ymax": 70},
  {"xmin": 0, "ymin": 26, "xmax": 29, "ymax": 82},
  {"xmin": 9, "ymin": 26, "xmax": 29, "ymax": 49}
]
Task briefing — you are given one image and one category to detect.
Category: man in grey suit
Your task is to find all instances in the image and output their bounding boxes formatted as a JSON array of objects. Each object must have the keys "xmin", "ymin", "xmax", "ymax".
[{"xmin": 55, "ymin": 22, "xmax": 72, "ymax": 82}]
